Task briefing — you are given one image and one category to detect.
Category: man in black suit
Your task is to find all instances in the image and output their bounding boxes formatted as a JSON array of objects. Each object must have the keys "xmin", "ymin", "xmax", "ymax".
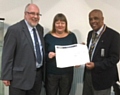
[
  {"xmin": 1, "ymin": 3, "xmax": 45, "ymax": 95},
  {"xmin": 82, "ymin": 9, "xmax": 119, "ymax": 95}
]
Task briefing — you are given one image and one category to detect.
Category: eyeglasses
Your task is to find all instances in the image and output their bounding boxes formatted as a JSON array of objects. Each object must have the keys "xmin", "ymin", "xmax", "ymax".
[{"xmin": 26, "ymin": 12, "xmax": 42, "ymax": 16}]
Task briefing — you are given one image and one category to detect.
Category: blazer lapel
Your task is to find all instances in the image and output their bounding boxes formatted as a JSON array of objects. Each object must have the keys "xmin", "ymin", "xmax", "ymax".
[
  {"xmin": 92, "ymin": 28, "xmax": 107, "ymax": 61},
  {"xmin": 21, "ymin": 20, "xmax": 34, "ymax": 51}
]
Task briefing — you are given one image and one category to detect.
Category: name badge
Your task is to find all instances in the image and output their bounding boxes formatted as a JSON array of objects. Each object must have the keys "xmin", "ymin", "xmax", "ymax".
[{"xmin": 101, "ymin": 48, "xmax": 105, "ymax": 57}]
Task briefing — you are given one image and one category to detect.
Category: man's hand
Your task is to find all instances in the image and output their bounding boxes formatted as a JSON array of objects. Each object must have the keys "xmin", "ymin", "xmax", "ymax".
[
  {"xmin": 74, "ymin": 65, "xmax": 81, "ymax": 68},
  {"xmin": 3, "ymin": 80, "xmax": 10, "ymax": 86},
  {"xmin": 85, "ymin": 62, "xmax": 95, "ymax": 70}
]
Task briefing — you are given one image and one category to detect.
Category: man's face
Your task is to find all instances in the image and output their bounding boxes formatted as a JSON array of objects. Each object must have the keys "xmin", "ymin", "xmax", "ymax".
[
  {"xmin": 89, "ymin": 11, "xmax": 104, "ymax": 31},
  {"xmin": 25, "ymin": 5, "xmax": 40, "ymax": 27}
]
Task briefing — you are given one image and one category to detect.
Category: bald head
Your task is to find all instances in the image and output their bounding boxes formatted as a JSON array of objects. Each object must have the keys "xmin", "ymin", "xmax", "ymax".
[
  {"xmin": 89, "ymin": 9, "xmax": 104, "ymax": 31},
  {"xmin": 25, "ymin": 3, "xmax": 40, "ymax": 13}
]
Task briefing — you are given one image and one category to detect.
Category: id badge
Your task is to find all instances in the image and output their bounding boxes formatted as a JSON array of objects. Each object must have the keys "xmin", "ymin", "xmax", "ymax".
[{"xmin": 101, "ymin": 48, "xmax": 105, "ymax": 57}]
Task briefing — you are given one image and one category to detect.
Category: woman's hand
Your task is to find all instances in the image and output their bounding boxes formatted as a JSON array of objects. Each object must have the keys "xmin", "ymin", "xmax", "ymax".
[{"xmin": 48, "ymin": 52, "xmax": 56, "ymax": 59}]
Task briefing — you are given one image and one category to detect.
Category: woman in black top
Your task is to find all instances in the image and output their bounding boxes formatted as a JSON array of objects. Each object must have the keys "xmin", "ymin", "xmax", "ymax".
[{"xmin": 44, "ymin": 13, "xmax": 77, "ymax": 95}]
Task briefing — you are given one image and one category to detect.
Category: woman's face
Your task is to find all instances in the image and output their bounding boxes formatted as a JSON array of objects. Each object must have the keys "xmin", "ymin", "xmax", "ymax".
[{"xmin": 55, "ymin": 20, "xmax": 66, "ymax": 33}]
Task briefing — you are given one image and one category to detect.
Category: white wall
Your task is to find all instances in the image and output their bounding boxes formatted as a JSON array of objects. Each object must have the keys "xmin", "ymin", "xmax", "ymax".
[
  {"xmin": 0, "ymin": 0, "xmax": 120, "ymax": 95},
  {"xmin": 0, "ymin": 0, "xmax": 120, "ymax": 42}
]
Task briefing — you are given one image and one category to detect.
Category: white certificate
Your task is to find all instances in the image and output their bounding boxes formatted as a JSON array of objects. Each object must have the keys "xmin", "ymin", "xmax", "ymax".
[{"xmin": 55, "ymin": 44, "xmax": 90, "ymax": 68}]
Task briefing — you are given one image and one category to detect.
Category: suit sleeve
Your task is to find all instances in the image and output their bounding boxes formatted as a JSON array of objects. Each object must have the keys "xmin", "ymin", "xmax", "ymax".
[{"xmin": 1, "ymin": 26, "xmax": 17, "ymax": 80}]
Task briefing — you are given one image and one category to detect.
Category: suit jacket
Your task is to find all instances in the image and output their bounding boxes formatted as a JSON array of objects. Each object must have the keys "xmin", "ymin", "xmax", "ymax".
[
  {"xmin": 1, "ymin": 20, "xmax": 46, "ymax": 90},
  {"xmin": 86, "ymin": 26, "xmax": 120, "ymax": 90}
]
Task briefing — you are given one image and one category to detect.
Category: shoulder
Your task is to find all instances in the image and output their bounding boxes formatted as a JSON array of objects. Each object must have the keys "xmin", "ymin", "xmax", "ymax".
[
  {"xmin": 44, "ymin": 32, "xmax": 54, "ymax": 43},
  {"xmin": 68, "ymin": 31, "xmax": 77, "ymax": 40},
  {"xmin": 106, "ymin": 26, "xmax": 119, "ymax": 35},
  {"xmin": 88, "ymin": 30, "xmax": 93, "ymax": 35},
  {"xmin": 35, "ymin": 24, "xmax": 44, "ymax": 35},
  {"xmin": 44, "ymin": 32, "xmax": 51, "ymax": 39},
  {"xmin": 6, "ymin": 20, "xmax": 24, "ymax": 35},
  {"xmin": 8, "ymin": 20, "xmax": 23, "ymax": 30},
  {"xmin": 36, "ymin": 24, "xmax": 43, "ymax": 29},
  {"xmin": 69, "ymin": 31, "xmax": 76, "ymax": 37},
  {"xmin": 68, "ymin": 31, "xmax": 77, "ymax": 43},
  {"xmin": 105, "ymin": 26, "xmax": 119, "ymax": 39}
]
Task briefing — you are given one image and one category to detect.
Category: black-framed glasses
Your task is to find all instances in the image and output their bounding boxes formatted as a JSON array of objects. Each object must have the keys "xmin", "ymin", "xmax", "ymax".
[{"xmin": 26, "ymin": 12, "xmax": 42, "ymax": 16}]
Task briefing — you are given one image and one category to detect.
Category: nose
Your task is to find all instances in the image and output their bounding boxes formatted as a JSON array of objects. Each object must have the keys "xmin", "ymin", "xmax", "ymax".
[{"xmin": 59, "ymin": 23, "xmax": 62, "ymax": 26}]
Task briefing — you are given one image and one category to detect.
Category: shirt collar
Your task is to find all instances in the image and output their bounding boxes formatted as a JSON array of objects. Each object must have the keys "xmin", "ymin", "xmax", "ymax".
[{"xmin": 24, "ymin": 20, "xmax": 36, "ymax": 32}]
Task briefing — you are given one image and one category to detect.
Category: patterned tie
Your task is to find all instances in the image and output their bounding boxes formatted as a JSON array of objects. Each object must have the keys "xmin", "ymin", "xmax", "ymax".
[
  {"xmin": 89, "ymin": 32, "xmax": 98, "ymax": 60},
  {"xmin": 33, "ymin": 28, "xmax": 41, "ymax": 64}
]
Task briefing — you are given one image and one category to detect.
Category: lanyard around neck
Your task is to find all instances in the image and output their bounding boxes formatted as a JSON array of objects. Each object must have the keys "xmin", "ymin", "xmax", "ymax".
[{"xmin": 92, "ymin": 25, "xmax": 106, "ymax": 44}]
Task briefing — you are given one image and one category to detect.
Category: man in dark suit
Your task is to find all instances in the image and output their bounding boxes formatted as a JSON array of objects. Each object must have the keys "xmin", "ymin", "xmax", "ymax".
[
  {"xmin": 82, "ymin": 9, "xmax": 119, "ymax": 95},
  {"xmin": 1, "ymin": 3, "xmax": 45, "ymax": 95}
]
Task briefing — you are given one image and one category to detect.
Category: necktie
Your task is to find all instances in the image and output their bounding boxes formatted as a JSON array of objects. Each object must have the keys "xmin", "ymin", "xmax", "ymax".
[
  {"xmin": 89, "ymin": 32, "xmax": 98, "ymax": 60},
  {"xmin": 33, "ymin": 28, "xmax": 41, "ymax": 64}
]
